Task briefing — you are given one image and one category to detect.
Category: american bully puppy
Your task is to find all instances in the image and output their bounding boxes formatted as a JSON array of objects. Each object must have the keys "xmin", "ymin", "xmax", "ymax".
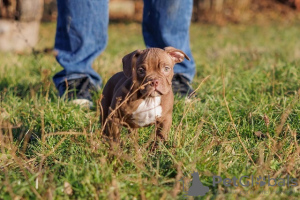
[{"xmin": 101, "ymin": 47, "xmax": 190, "ymax": 142}]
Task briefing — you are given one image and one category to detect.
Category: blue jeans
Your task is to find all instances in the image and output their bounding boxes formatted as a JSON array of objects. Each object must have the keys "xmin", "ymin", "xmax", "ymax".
[{"xmin": 53, "ymin": 0, "xmax": 195, "ymax": 96}]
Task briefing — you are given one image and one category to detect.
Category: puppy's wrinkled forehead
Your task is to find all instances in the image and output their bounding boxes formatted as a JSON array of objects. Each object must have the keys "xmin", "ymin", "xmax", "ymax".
[{"xmin": 137, "ymin": 48, "xmax": 173, "ymax": 68}]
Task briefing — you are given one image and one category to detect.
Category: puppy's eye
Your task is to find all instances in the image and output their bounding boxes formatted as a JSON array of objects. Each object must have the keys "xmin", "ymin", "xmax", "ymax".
[
  {"xmin": 137, "ymin": 67, "xmax": 146, "ymax": 75},
  {"xmin": 163, "ymin": 66, "xmax": 171, "ymax": 73}
]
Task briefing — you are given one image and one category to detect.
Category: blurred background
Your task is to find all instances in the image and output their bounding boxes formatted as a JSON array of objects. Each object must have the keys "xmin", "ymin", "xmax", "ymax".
[
  {"xmin": 43, "ymin": 0, "xmax": 300, "ymax": 23},
  {"xmin": 0, "ymin": 0, "xmax": 300, "ymax": 52}
]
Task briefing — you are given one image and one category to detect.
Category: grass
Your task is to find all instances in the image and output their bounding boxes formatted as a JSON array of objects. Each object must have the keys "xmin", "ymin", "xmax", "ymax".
[{"xmin": 1, "ymin": 21, "xmax": 300, "ymax": 199}]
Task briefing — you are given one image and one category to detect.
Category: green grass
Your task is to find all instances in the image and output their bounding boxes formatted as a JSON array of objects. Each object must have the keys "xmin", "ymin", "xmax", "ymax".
[{"xmin": 1, "ymin": 21, "xmax": 300, "ymax": 199}]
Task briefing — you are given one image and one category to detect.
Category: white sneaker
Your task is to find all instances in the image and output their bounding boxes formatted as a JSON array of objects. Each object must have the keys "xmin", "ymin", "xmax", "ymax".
[{"xmin": 72, "ymin": 99, "xmax": 93, "ymax": 109}]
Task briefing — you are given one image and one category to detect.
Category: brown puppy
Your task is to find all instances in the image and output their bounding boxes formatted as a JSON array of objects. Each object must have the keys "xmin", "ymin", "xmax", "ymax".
[{"xmin": 101, "ymin": 47, "xmax": 190, "ymax": 142}]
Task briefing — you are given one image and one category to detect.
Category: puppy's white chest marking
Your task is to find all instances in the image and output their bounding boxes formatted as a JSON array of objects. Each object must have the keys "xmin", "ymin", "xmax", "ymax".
[{"xmin": 132, "ymin": 96, "xmax": 162, "ymax": 127}]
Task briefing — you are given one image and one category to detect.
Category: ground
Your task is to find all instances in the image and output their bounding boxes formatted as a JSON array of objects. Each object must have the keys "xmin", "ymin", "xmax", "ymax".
[{"xmin": 0, "ymin": 21, "xmax": 300, "ymax": 199}]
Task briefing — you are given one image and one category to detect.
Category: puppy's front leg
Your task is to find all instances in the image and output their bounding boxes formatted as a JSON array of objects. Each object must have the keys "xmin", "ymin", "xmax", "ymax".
[{"xmin": 156, "ymin": 114, "xmax": 172, "ymax": 142}]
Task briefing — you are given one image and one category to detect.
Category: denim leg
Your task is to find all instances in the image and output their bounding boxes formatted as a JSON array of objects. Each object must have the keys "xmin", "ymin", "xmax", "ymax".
[
  {"xmin": 142, "ymin": 0, "xmax": 195, "ymax": 82},
  {"xmin": 53, "ymin": 0, "xmax": 109, "ymax": 96}
]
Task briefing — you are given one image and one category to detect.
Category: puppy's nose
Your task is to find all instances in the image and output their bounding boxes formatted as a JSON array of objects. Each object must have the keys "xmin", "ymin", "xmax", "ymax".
[{"xmin": 150, "ymin": 79, "xmax": 159, "ymax": 87}]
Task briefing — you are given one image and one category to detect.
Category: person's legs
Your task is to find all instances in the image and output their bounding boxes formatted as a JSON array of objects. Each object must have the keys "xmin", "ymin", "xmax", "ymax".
[
  {"xmin": 53, "ymin": 0, "xmax": 109, "ymax": 97},
  {"xmin": 142, "ymin": 0, "xmax": 195, "ymax": 83}
]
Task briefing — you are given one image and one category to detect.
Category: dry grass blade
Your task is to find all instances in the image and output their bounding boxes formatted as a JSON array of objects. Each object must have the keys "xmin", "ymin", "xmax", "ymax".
[
  {"xmin": 174, "ymin": 99, "xmax": 194, "ymax": 146},
  {"xmin": 222, "ymin": 77, "xmax": 256, "ymax": 166},
  {"xmin": 275, "ymin": 89, "xmax": 300, "ymax": 137},
  {"xmin": 188, "ymin": 75, "xmax": 210, "ymax": 98},
  {"xmin": 174, "ymin": 76, "xmax": 210, "ymax": 145},
  {"xmin": 41, "ymin": 109, "xmax": 45, "ymax": 143}
]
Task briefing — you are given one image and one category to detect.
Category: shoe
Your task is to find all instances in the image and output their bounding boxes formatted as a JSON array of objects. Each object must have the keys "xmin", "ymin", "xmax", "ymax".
[
  {"xmin": 71, "ymin": 99, "xmax": 93, "ymax": 108},
  {"xmin": 58, "ymin": 77, "xmax": 95, "ymax": 108},
  {"xmin": 172, "ymin": 73, "xmax": 195, "ymax": 98}
]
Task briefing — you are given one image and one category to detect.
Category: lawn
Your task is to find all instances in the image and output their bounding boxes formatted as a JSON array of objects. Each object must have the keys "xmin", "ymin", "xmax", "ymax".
[{"xmin": 1, "ymin": 21, "xmax": 300, "ymax": 199}]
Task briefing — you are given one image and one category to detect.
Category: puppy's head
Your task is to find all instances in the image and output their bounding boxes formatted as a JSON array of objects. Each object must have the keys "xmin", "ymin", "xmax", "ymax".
[{"xmin": 122, "ymin": 47, "xmax": 190, "ymax": 97}]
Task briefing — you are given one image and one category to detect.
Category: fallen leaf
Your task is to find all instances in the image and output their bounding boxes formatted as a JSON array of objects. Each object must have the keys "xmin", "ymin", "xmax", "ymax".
[
  {"xmin": 254, "ymin": 131, "xmax": 265, "ymax": 138},
  {"xmin": 64, "ymin": 182, "xmax": 73, "ymax": 196}
]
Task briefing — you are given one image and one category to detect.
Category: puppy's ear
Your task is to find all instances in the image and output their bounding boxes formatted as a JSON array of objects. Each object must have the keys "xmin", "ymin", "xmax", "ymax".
[
  {"xmin": 164, "ymin": 47, "xmax": 190, "ymax": 63},
  {"xmin": 122, "ymin": 50, "xmax": 142, "ymax": 78}
]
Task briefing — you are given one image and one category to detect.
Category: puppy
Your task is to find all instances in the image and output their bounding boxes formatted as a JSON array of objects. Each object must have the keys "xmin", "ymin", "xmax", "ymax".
[{"xmin": 101, "ymin": 47, "xmax": 190, "ymax": 142}]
